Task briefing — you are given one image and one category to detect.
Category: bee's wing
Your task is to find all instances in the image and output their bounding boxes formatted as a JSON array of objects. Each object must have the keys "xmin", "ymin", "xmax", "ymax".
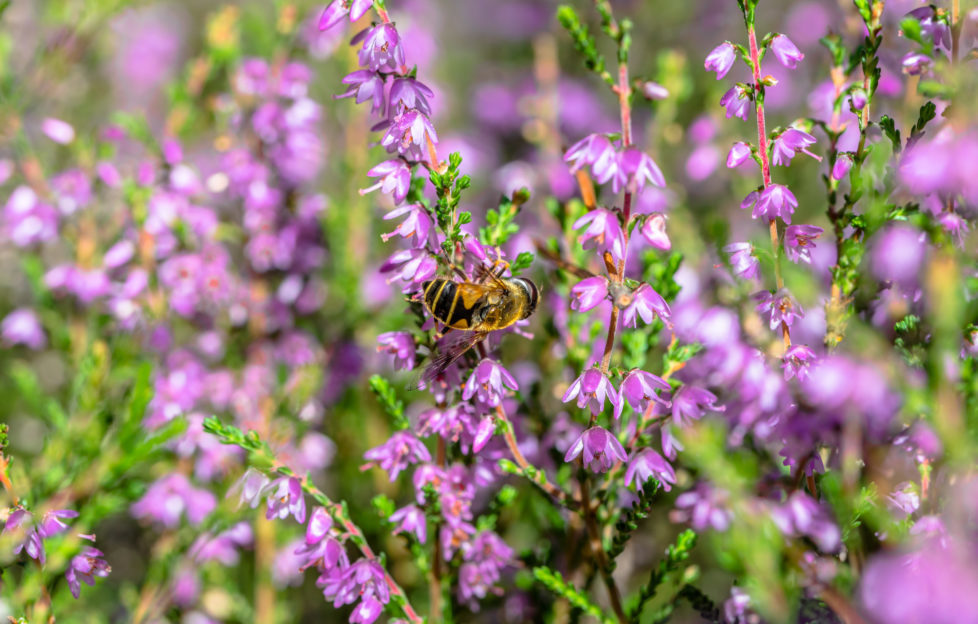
[
  {"xmin": 455, "ymin": 282, "xmax": 499, "ymax": 308},
  {"xmin": 419, "ymin": 330, "xmax": 488, "ymax": 388}
]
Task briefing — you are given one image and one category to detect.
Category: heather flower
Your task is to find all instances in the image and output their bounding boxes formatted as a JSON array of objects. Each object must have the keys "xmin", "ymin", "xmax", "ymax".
[
  {"xmin": 671, "ymin": 385, "xmax": 722, "ymax": 428},
  {"xmin": 235, "ymin": 468, "xmax": 270, "ymax": 509},
  {"xmin": 350, "ymin": 597, "xmax": 384, "ymax": 624},
  {"xmin": 376, "ymin": 331, "xmax": 416, "ymax": 371},
  {"xmin": 704, "ymin": 42, "xmax": 736, "ymax": 79},
  {"xmin": 831, "ymin": 152, "xmax": 853, "ymax": 181},
  {"xmin": 640, "ymin": 213, "xmax": 671, "ymax": 250},
  {"xmin": 724, "ymin": 587, "xmax": 753, "ymax": 624},
  {"xmin": 619, "ymin": 369, "xmax": 671, "ymax": 414},
  {"xmin": 672, "ymin": 483, "xmax": 732, "ymax": 531},
  {"xmin": 103, "ymin": 239, "xmax": 135, "ymax": 268},
  {"xmin": 2, "ymin": 308, "xmax": 46, "ymax": 349},
  {"xmin": 320, "ymin": 0, "xmax": 373, "ymax": 30},
  {"xmin": 265, "ymin": 476, "xmax": 307, "ymax": 524},
  {"xmin": 771, "ymin": 128, "xmax": 819, "ymax": 166},
  {"xmin": 621, "ymin": 283, "xmax": 671, "ymax": 328},
  {"xmin": 849, "ymin": 89, "xmax": 867, "ymax": 111},
  {"xmin": 389, "ymin": 77, "xmax": 434, "ymax": 116},
  {"xmin": 5, "ymin": 509, "xmax": 45, "ymax": 564},
  {"xmin": 361, "ymin": 159, "xmax": 412, "ymax": 204},
  {"xmin": 41, "ymin": 117, "xmax": 75, "ymax": 144},
  {"xmin": 337, "ymin": 70, "xmax": 387, "ymax": 115},
  {"xmin": 306, "ymin": 507, "xmax": 334, "ymax": 545},
  {"xmin": 724, "ymin": 242, "xmax": 760, "ymax": 280},
  {"xmin": 625, "ymin": 448, "xmax": 677, "ymax": 491},
  {"xmin": 296, "ymin": 531, "xmax": 348, "ymax": 572},
  {"xmin": 870, "ymin": 224, "xmax": 925, "ymax": 287},
  {"xmin": 3, "ymin": 186, "xmax": 59, "ymax": 247},
  {"xmin": 906, "ymin": 6, "xmax": 951, "ymax": 49},
  {"xmin": 458, "ymin": 530, "xmax": 514, "ymax": 607},
  {"xmin": 784, "ymin": 224, "xmax": 823, "ymax": 264},
  {"xmin": 325, "ymin": 559, "xmax": 390, "ymax": 607},
  {"xmin": 726, "ymin": 141, "xmax": 751, "ymax": 168},
  {"xmin": 639, "ymin": 81, "xmax": 669, "ymax": 100},
  {"xmin": 131, "ymin": 474, "xmax": 217, "ymax": 528},
  {"xmin": 562, "ymin": 368, "xmax": 622, "ymax": 419},
  {"xmin": 569, "ymin": 276, "xmax": 608, "ymax": 312},
  {"xmin": 770, "ymin": 492, "xmax": 841, "ymax": 552},
  {"xmin": 461, "ymin": 358, "xmax": 519, "ymax": 408},
  {"xmin": 563, "ymin": 426, "xmax": 628, "ymax": 472},
  {"xmin": 390, "ymin": 505, "xmax": 427, "ymax": 543},
  {"xmin": 782, "ymin": 344, "xmax": 816, "ymax": 380},
  {"xmin": 380, "ymin": 247, "xmax": 437, "ymax": 287},
  {"xmin": 363, "ymin": 431, "xmax": 432, "ymax": 481},
  {"xmin": 719, "ymin": 85, "xmax": 750, "ymax": 120},
  {"xmin": 381, "ymin": 204, "xmax": 432, "ymax": 248},
  {"xmin": 572, "ymin": 208, "xmax": 626, "ymax": 262},
  {"xmin": 753, "ymin": 288, "xmax": 804, "ymax": 331},
  {"xmin": 190, "ymin": 523, "xmax": 253, "ymax": 565},
  {"xmin": 380, "ymin": 109, "xmax": 438, "ymax": 155},
  {"xmin": 65, "ymin": 545, "xmax": 111, "ymax": 599},
  {"xmin": 769, "ymin": 34, "xmax": 804, "ymax": 69},
  {"xmin": 564, "ymin": 134, "xmax": 617, "ymax": 177},
  {"xmin": 750, "ymin": 184, "xmax": 797, "ymax": 223},
  {"xmin": 901, "ymin": 52, "xmax": 931, "ymax": 75},
  {"xmin": 355, "ymin": 23, "xmax": 404, "ymax": 71},
  {"xmin": 37, "ymin": 509, "xmax": 79, "ymax": 538},
  {"xmin": 617, "ymin": 147, "xmax": 666, "ymax": 193}
]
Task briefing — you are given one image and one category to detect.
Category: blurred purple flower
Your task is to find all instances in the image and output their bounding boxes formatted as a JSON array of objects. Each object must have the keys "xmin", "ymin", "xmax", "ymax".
[
  {"xmin": 562, "ymin": 368, "xmax": 621, "ymax": 419},
  {"xmin": 377, "ymin": 331, "xmax": 416, "ymax": 371},
  {"xmin": 625, "ymin": 448, "xmax": 676, "ymax": 490},
  {"xmin": 770, "ymin": 491, "xmax": 840, "ymax": 552},
  {"xmin": 784, "ymin": 224, "xmax": 823, "ymax": 264},
  {"xmin": 363, "ymin": 431, "xmax": 432, "ymax": 481},
  {"xmin": 65, "ymin": 544, "xmax": 111, "ymax": 599},
  {"xmin": 671, "ymin": 386, "xmax": 722, "ymax": 428},
  {"xmin": 390, "ymin": 505, "xmax": 427, "ymax": 543},
  {"xmin": 724, "ymin": 242, "xmax": 760, "ymax": 280},
  {"xmin": 770, "ymin": 34, "xmax": 804, "ymax": 69},
  {"xmin": 131, "ymin": 474, "xmax": 216, "ymax": 528},
  {"xmin": 41, "ymin": 118, "xmax": 75, "ymax": 144},
  {"xmin": 754, "ymin": 288, "xmax": 804, "ymax": 332},
  {"xmin": 265, "ymin": 476, "xmax": 307, "ymax": 524},
  {"xmin": 901, "ymin": 52, "xmax": 931, "ymax": 76},
  {"xmin": 673, "ymin": 483, "xmax": 732, "ymax": 531},
  {"xmin": 782, "ymin": 344, "xmax": 816, "ymax": 380},
  {"xmin": 870, "ymin": 224, "xmax": 925, "ymax": 287},
  {"xmin": 564, "ymin": 426, "xmax": 627, "ymax": 473},
  {"xmin": 2, "ymin": 308, "xmax": 46, "ymax": 350},
  {"xmin": 3, "ymin": 186, "xmax": 59, "ymax": 247},
  {"xmin": 704, "ymin": 42, "xmax": 736, "ymax": 79},
  {"xmin": 570, "ymin": 276, "xmax": 608, "ymax": 312}
]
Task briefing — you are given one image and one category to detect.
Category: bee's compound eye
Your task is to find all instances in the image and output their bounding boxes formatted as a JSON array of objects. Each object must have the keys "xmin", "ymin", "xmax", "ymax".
[{"xmin": 516, "ymin": 278, "xmax": 538, "ymax": 319}]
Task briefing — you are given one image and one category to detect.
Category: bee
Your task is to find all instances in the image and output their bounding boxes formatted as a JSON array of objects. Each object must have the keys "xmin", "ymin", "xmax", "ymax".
[{"xmin": 420, "ymin": 267, "xmax": 538, "ymax": 383}]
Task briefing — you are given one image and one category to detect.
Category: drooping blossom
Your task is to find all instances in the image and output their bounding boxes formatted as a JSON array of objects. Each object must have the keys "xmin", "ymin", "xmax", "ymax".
[
  {"xmin": 621, "ymin": 283, "xmax": 671, "ymax": 328},
  {"xmin": 771, "ymin": 128, "xmax": 819, "ymax": 166},
  {"xmin": 319, "ymin": 0, "xmax": 373, "ymax": 31},
  {"xmin": 572, "ymin": 208, "xmax": 626, "ymax": 263},
  {"xmin": 380, "ymin": 109, "xmax": 438, "ymax": 156},
  {"xmin": 2, "ymin": 308, "xmax": 46, "ymax": 350},
  {"xmin": 719, "ymin": 85, "xmax": 751, "ymax": 120},
  {"xmin": 376, "ymin": 331, "xmax": 416, "ymax": 371},
  {"xmin": 570, "ymin": 276, "xmax": 608, "ymax": 312},
  {"xmin": 782, "ymin": 344, "xmax": 816, "ymax": 380},
  {"xmin": 832, "ymin": 153, "xmax": 853, "ymax": 181},
  {"xmin": 724, "ymin": 242, "xmax": 760, "ymax": 280},
  {"xmin": 461, "ymin": 359, "xmax": 518, "ymax": 408},
  {"xmin": 748, "ymin": 184, "xmax": 798, "ymax": 223},
  {"xmin": 617, "ymin": 147, "xmax": 666, "ymax": 193},
  {"xmin": 753, "ymin": 289, "xmax": 804, "ymax": 332},
  {"xmin": 640, "ymin": 213, "xmax": 671, "ymax": 250},
  {"xmin": 704, "ymin": 42, "xmax": 736, "ymax": 79},
  {"xmin": 784, "ymin": 225, "xmax": 823, "ymax": 264},
  {"xmin": 770, "ymin": 492, "xmax": 841, "ymax": 552},
  {"xmin": 564, "ymin": 134, "xmax": 618, "ymax": 181},
  {"xmin": 562, "ymin": 368, "xmax": 621, "ymax": 418},
  {"xmin": 381, "ymin": 204, "xmax": 432, "ymax": 248},
  {"xmin": 131, "ymin": 474, "xmax": 217, "ymax": 528},
  {"xmin": 354, "ymin": 23, "xmax": 404, "ymax": 72},
  {"xmin": 361, "ymin": 159, "xmax": 412, "ymax": 204},
  {"xmin": 390, "ymin": 505, "xmax": 427, "ymax": 544},
  {"xmin": 337, "ymin": 70, "xmax": 387, "ymax": 115},
  {"xmin": 726, "ymin": 141, "xmax": 752, "ymax": 168},
  {"xmin": 625, "ymin": 448, "xmax": 677, "ymax": 491},
  {"xmin": 389, "ymin": 77, "xmax": 434, "ymax": 116},
  {"xmin": 670, "ymin": 386, "xmax": 722, "ymax": 428},
  {"xmin": 265, "ymin": 477, "xmax": 307, "ymax": 524},
  {"xmin": 619, "ymin": 369, "xmax": 671, "ymax": 414},
  {"xmin": 672, "ymin": 483, "xmax": 733, "ymax": 531},
  {"xmin": 769, "ymin": 34, "xmax": 804, "ymax": 69},
  {"xmin": 563, "ymin": 426, "xmax": 628, "ymax": 473},
  {"xmin": 363, "ymin": 431, "xmax": 432, "ymax": 481},
  {"xmin": 65, "ymin": 544, "xmax": 111, "ymax": 599}
]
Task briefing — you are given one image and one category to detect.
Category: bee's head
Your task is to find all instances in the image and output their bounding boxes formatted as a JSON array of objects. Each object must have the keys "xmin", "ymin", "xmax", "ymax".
[{"xmin": 514, "ymin": 278, "xmax": 539, "ymax": 320}]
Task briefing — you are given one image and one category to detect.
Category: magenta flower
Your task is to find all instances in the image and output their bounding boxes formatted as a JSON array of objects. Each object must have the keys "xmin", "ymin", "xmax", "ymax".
[
  {"xmin": 363, "ymin": 431, "xmax": 431, "ymax": 481},
  {"xmin": 376, "ymin": 331, "xmax": 416, "ymax": 371},
  {"xmin": 361, "ymin": 159, "xmax": 412, "ymax": 204},
  {"xmin": 355, "ymin": 23, "xmax": 404, "ymax": 71},
  {"xmin": 870, "ymin": 224, "xmax": 925, "ymax": 287},
  {"xmin": 674, "ymin": 483, "xmax": 733, "ymax": 531},
  {"xmin": 572, "ymin": 208, "xmax": 626, "ymax": 262},
  {"xmin": 38, "ymin": 509, "xmax": 79, "ymax": 538},
  {"xmin": 619, "ymin": 369, "xmax": 671, "ymax": 414},
  {"xmin": 337, "ymin": 70, "xmax": 386, "ymax": 115},
  {"xmin": 769, "ymin": 34, "xmax": 804, "ymax": 69},
  {"xmin": 625, "ymin": 448, "xmax": 677, "ymax": 491},
  {"xmin": 724, "ymin": 242, "xmax": 760, "ymax": 280},
  {"xmin": 3, "ymin": 186, "xmax": 59, "ymax": 247},
  {"xmin": 704, "ymin": 42, "xmax": 736, "ymax": 79},
  {"xmin": 784, "ymin": 224, "xmax": 823, "ymax": 264},
  {"xmin": 65, "ymin": 545, "xmax": 111, "ymax": 599},
  {"xmin": 462, "ymin": 358, "xmax": 518, "ymax": 408},
  {"xmin": 782, "ymin": 344, "xmax": 817, "ymax": 380},
  {"xmin": 640, "ymin": 213, "xmax": 671, "ymax": 251},
  {"xmin": 564, "ymin": 133, "xmax": 617, "ymax": 177},
  {"xmin": 2, "ymin": 308, "xmax": 46, "ymax": 350},
  {"xmin": 726, "ymin": 141, "xmax": 752, "ymax": 168},
  {"xmin": 350, "ymin": 596, "xmax": 384, "ymax": 624},
  {"xmin": 671, "ymin": 386, "xmax": 722, "ymax": 428},
  {"xmin": 236, "ymin": 468, "xmax": 270, "ymax": 509},
  {"xmin": 131, "ymin": 474, "xmax": 217, "ymax": 528},
  {"xmin": 570, "ymin": 276, "xmax": 608, "ymax": 312},
  {"xmin": 325, "ymin": 559, "xmax": 390, "ymax": 607},
  {"xmin": 621, "ymin": 283, "xmax": 671, "ymax": 328},
  {"xmin": 380, "ymin": 109, "xmax": 438, "ymax": 155},
  {"xmin": 719, "ymin": 85, "xmax": 751, "ymax": 120},
  {"xmin": 265, "ymin": 476, "xmax": 307, "ymax": 524},
  {"xmin": 380, "ymin": 248, "xmax": 437, "ymax": 287},
  {"xmin": 319, "ymin": 0, "xmax": 373, "ymax": 31},
  {"xmin": 41, "ymin": 117, "xmax": 75, "ymax": 144},
  {"xmin": 901, "ymin": 52, "xmax": 931, "ymax": 75},
  {"xmin": 753, "ymin": 288, "xmax": 804, "ymax": 332},
  {"xmin": 850, "ymin": 89, "xmax": 868, "ymax": 111},
  {"xmin": 639, "ymin": 81, "xmax": 669, "ymax": 100},
  {"xmin": 5, "ymin": 509, "xmax": 45, "ymax": 564},
  {"xmin": 564, "ymin": 426, "xmax": 628, "ymax": 473},
  {"xmin": 562, "ymin": 368, "xmax": 622, "ymax": 418},
  {"xmin": 617, "ymin": 147, "xmax": 666, "ymax": 193},
  {"xmin": 771, "ymin": 128, "xmax": 819, "ymax": 166},
  {"xmin": 306, "ymin": 507, "xmax": 334, "ymax": 545},
  {"xmin": 770, "ymin": 492, "xmax": 840, "ymax": 552},
  {"xmin": 831, "ymin": 153, "xmax": 853, "ymax": 180},
  {"xmin": 390, "ymin": 505, "xmax": 427, "ymax": 543},
  {"xmin": 389, "ymin": 77, "xmax": 434, "ymax": 116},
  {"xmin": 748, "ymin": 184, "xmax": 797, "ymax": 223},
  {"xmin": 381, "ymin": 204, "xmax": 432, "ymax": 248}
]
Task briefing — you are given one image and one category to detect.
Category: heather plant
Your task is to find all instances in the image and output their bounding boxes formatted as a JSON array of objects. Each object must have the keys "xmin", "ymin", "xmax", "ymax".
[{"xmin": 0, "ymin": 0, "xmax": 977, "ymax": 623}]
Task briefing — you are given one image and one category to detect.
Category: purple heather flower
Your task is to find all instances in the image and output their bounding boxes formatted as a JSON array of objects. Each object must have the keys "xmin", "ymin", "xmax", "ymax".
[
  {"xmin": 569, "ymin": 276, "xmax": 608, "ymax": 312},
  {"xmin": 782, "ymin": 344, "xmax": 816, "ymax": 380},
  {"xmin": 784, "ymin": 224, "xmax": 823, "ymax": 264},
  {"xmin": 901, "ymin": 52, "xmax": 931, "ymax": 76},
  {"xmin": 724, "ymin": 242, "xmax": 760, "ymax": 280},
  {"xmin": 617, "ymin": 147, "xmax": 666, "ymax": 193},
  {"xmin": 938, "ymin": 211, "xmax": 969, "ymax": 248},
  {"xmin": 907, "ymin": 6, "xmax": 952, "ymax": 49},
  {"xmin": 381, "ymin": 204, "xmax": 432, "ymax": 248},
  {"xmin": 131, "ymin": 474, "xmax": 217, "ymax": 528},
  {"xmin": 381, "ymin": 109, "xmax": 438, "ymax": 155},
  {"xmin": 362, "ymin": 159, "xmax": 412, "ymax": 204},
  {"xmin": 320, "ymin": 0, "xmax": 373, "ymax": 30},
  {"xmin": 750, "ymin": 184, "xmax": 798, "ymax": 223},
  {"xmin": 462, "ymin": 358, "xmax": 518, "ymax": 408},
  {"xmin": 719, "ymin": 85, "xmax": 751, "ymax": 121},
  {"xmin": 771, "ymin": 128, "xmax": 819, "ymax": 166},
  {"xmin": 886, "ymin": 482, "xmax": 920, "ymax": 518},
  {"xmin": 337, "ymin": 70, "xmax": 387, "ymax": 115},
  {"xmin": 671, "ymin": 386, "xmax": 722, "ymax": 428},
  {"xmin": 770, "ymin": 34, "xmax": 804, "ymax": 69},
  {"xmin": 724, "ymin": 587, "xmax": 753, "ymax": 624},
  {"xmin": 564, "ymin": 134, "xmax": 617, "ymax": 177},
  {"xmin": 355, "ymin": 23, "xmax": 404, "ymax": 71},
  {"xmin": 673, "ymin": 483, "xmax": 732, "ymax": 531},
  {"xmin": 350, "ymin": 597, "xmax": 384, "ymax": 624},
  {"xmin": 363, "ymin": 431, "xmax": 432, "ymax": 481},
  {"xmin": 5, "ymin": 509, "xmax": 45, "ymax": 564},
  {"xmin": 640, "ymin": 213, "xmax": 671, "ymax": 251},
  {"xmin": 376, "ymin": 331, "xmax": 416, "ymax": 371},
  {"xmin": 390, "ymin": 505, "xmax": 427, "ymax": 543},
  {"xmin": 831, "ymin": 153, "xmax": 853, "ymax": 180},
  {"xmin": 704, "ymin": 42, "xmax": 736, "ymax": 79},
  {"xmin": 306, "ymin": 507, "xmax": 334, "ymax": 544},
  {"xmin": 37, "ymin": 509, "xmax": 79, "ymax": 538},
  {"xmin": 619, "ymin": 369, "xmax": 671, "ymax": 414},
  {"xmin": 562, "ymin": 368, "xmax": 622, "ymax": 419},
  {"xmin": 870, "ymin": 224, "xmax": 925, "ymax": 287},
  {"xmin": 849, "ymin": 89, "xmax": 867, "ymax": 111},
  {"xmin": 3, "ymin": 186, "xmax": 59, "ymax": 247},
  {"xmin": 389, "ymin": 77, "xmax": 434, "ymax": 117},
  {"xmin": 726, "ymin": 141, "xmax": 752, "ymax": 168},
  {"xmin": 564, "ymin": 426, "xmax": 627, "ymax": 473},
  {"xmin": 380, "ymin": 248, "xmax": 437, "ymax": 287},
  {"xmin": 65, "ymin": 544, "xmax": 111, "ymax": 599},
  {"xmin": 753, "ymin": 288, "xmax": 804, "ymax": 332},
  {"xmin": 265, "ymin": 476, "xmax": 307, "ymax": 524},
  {"xmin": 639, "ymin": 81, "xmax": 669, "ymax": 100},
  {"xmin": 572, "ymin": 208, "xmax": 626, "ymax": 262},
  {"xmin": 325, "ymin": 559, "xmax": 390, "ymax": 608},
  {"xmin": 103, "ymin": 239, "xmax": 136, "ymax": 269},
  {"xmin": 770, "ymin": 492, "xmax": 841, "ymax": 552},
  {"xmin": 41, "ymin": 117, "xmax": 75, "ymax": 144},
  {"xmin": 2, "ymin": 308, "xmax": 46, "ymax": 350},
  {"xmin": 236, "ymin": 468, "xmax": 270, "ymax": 509},
  {"xmin": 621, "ymin": 283, "xmax": 671, "ymax": 328},
  {"xmin": 190, "ymin": 523, "xmax": 253, "ymax": 565},
  {"xmin": 625, "ymin": 448, "xmax": 676, "ymax": 491}
]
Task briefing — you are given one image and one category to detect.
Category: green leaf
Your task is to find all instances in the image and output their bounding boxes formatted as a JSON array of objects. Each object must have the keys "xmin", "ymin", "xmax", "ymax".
[
  {"xmin": 511, "ymin": 251, "xmax": 535, "ymax": 275},
  {"xmin": 899, "ymin": 17, "xmax": 923, "ymax": 44},
  {"xmin": 368, "ymin": 375, "xmax": 409, "ymax": 430},
  {"xmin": 533, "ymin": 566, "xmax": 614, "ymax": 624},
  {"xmin": 556, "ymin": 5, "xmax": 606, "ymax": 76},
  {"xmin": 879, "ymin": 116, "xmax": 901, "ymax": 154}
]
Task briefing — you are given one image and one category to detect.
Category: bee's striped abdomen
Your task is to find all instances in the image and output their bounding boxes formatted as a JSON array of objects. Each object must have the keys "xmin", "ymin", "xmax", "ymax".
[{"xmin": 422, "ymin": 280, "xmax": 476, "ymax": 329}]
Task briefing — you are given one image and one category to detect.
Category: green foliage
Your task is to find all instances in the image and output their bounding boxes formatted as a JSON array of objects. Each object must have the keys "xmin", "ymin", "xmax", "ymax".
[
  {"xmin": 533, "ymin": 566, "xmax": 614, "ymax": 624},
  {"xmin": 430, "ymin": 152, "xmax": 472, "ymax": 252},
  {"xmin": 607, "ymin": 481, "xmax": 659, "ymax": 567},
  {"xmin": 627, "ymin": 529, "xmax": 698, "ymax": 620},
  {"xmin": 368, "ymin": 375, "xmax": 410, "ymax": 430},
  {"xmin": 556, "ymin": 5, "xmax": 606, "ymax": 78},
  {"xmin": 480, "ymin": 189, "xmax": 529, "ymax": 247},
  {"xmin": 677, "ymin": 585, "xmax": 723, "ymax": 623}
]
